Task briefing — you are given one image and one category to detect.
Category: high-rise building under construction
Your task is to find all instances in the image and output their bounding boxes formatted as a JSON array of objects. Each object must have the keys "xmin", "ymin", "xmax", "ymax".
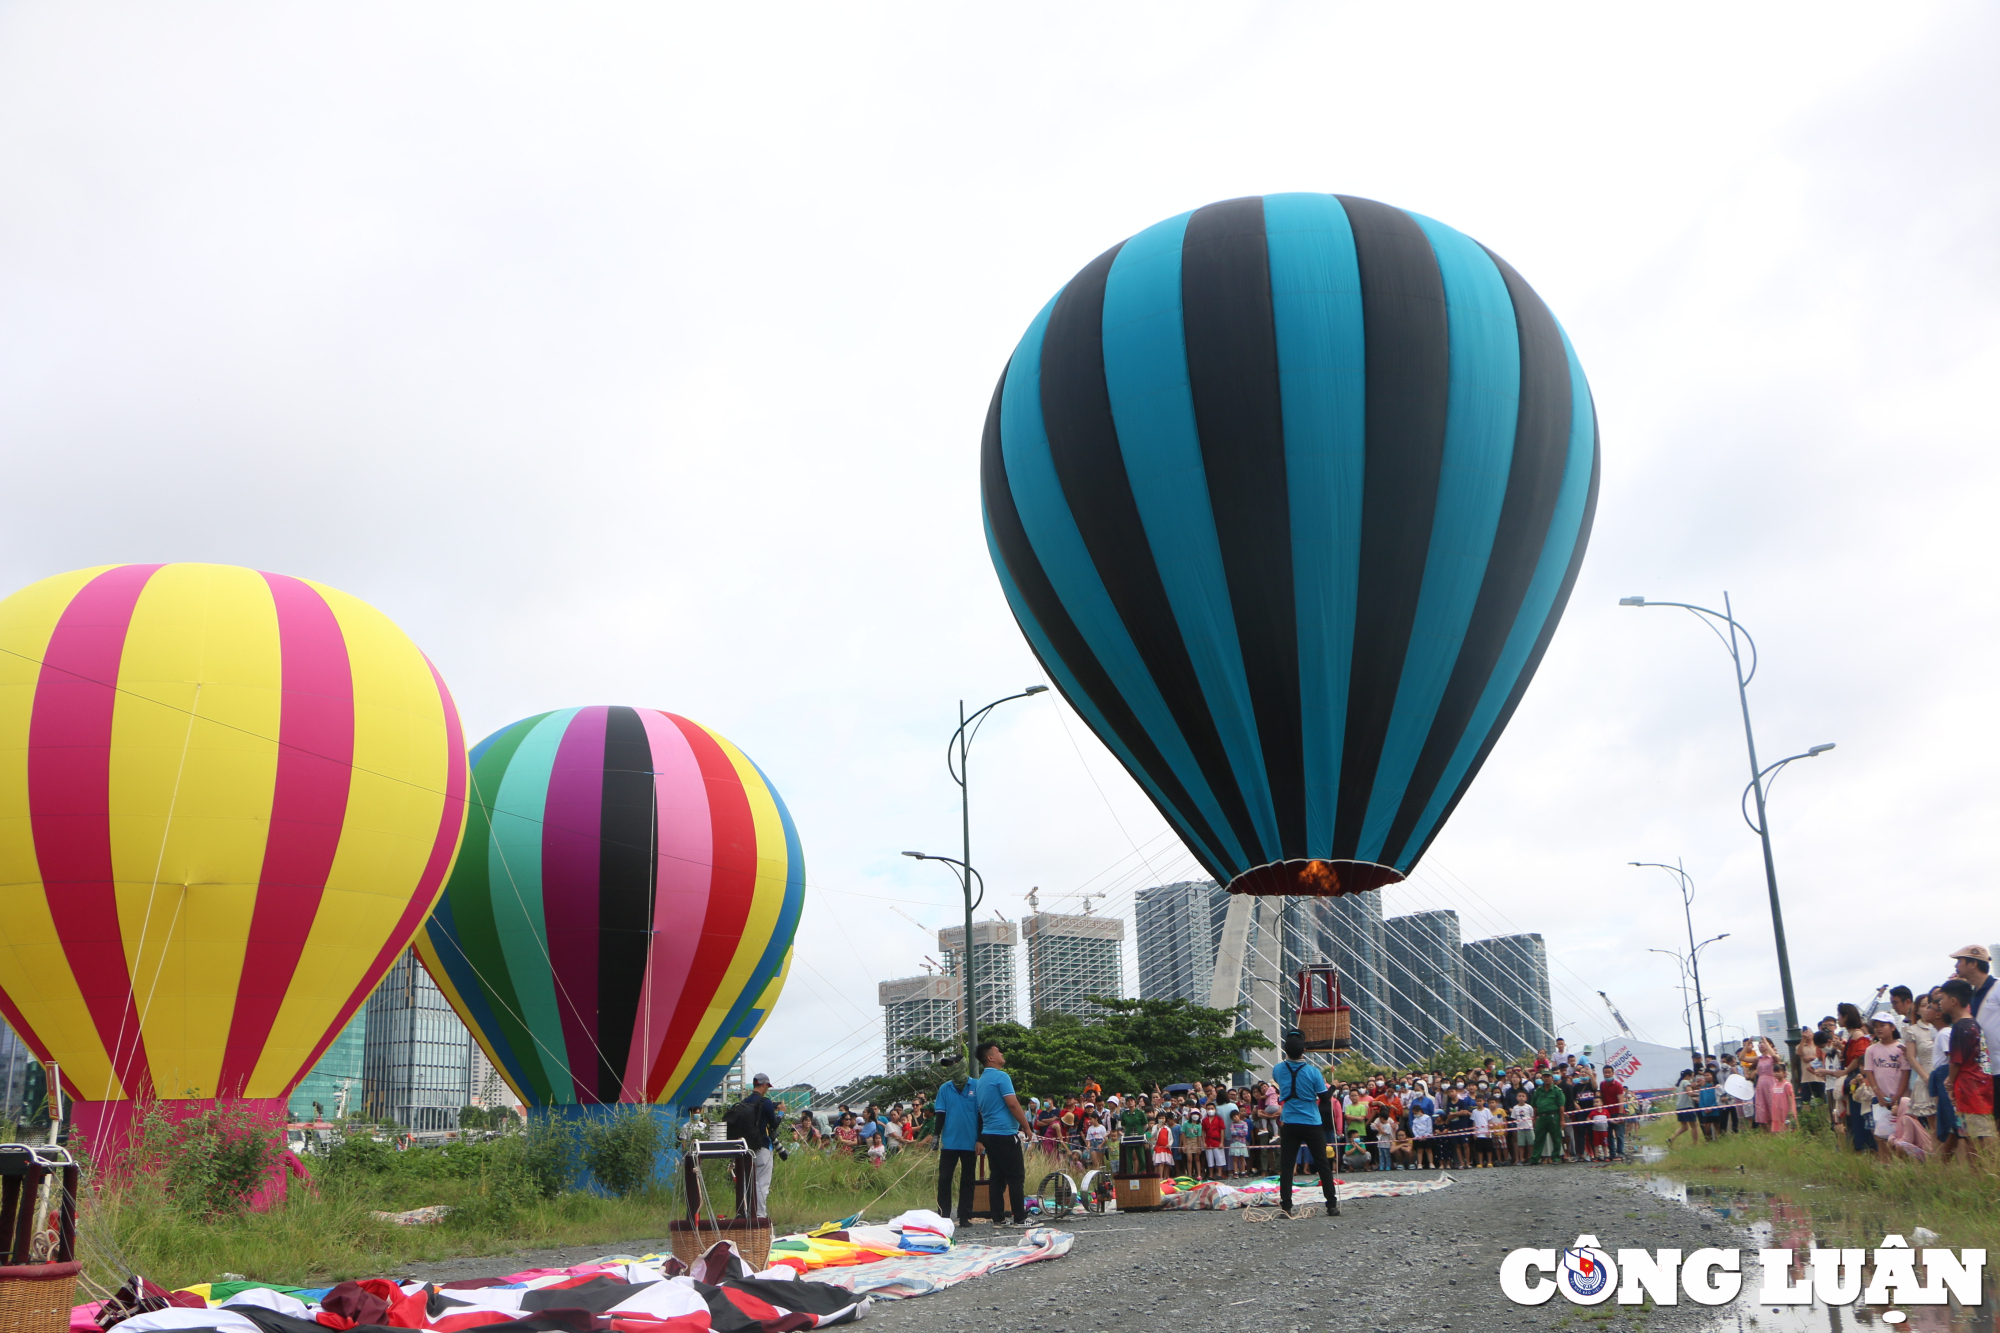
[
  {"xmin": 878, "ymin": 973, "xmax": 959, "ymax": 1073},
  {"xmin": 938, "ymin": 920, "xmax": 1018, "ymax": 1028},
  {"xmin": 1023, "ymin": 911, "xmax": 1124, "ymax": 1019}
]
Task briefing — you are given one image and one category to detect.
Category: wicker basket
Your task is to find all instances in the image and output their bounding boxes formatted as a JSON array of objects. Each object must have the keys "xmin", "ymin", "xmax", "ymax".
[
  {"xmin": 668, "ymin": 1218, "xmax": 773, "ymax": 1271},
  {"xmin": 1298, "ymin": 1007, "xmax": 1351, "ymax": 1051},
  {"xmin": 0, "ymin": 1261, "xmax": 79, "ymax": 1333}
]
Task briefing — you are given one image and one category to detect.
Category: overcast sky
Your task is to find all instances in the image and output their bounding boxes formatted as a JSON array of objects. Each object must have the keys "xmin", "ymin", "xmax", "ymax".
[{"xmin": 3, "ymin": 3, "xmax": 1995, "ymax": 1092}]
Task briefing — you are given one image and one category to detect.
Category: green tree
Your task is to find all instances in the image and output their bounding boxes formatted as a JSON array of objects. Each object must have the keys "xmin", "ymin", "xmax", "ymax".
[
  {"xmin": 1333, "ymin": 1052, "xmax": 1397, "ymax": 1083},
  {"xmin": 1086, "ymin": 997, "xmax": 1272, "ymax": 1088},
  {"xmin": 891, "ymin": 998, "xmax": 1268, "ymax": 1102},
  {"xmin": 1406, "ymin": 1033, "xmax": 1495, "ymax": 1076}
]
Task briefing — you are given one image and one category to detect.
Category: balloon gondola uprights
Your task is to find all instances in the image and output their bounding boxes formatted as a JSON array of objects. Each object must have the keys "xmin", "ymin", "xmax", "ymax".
[
  {"xmin": 981, "ymin": 194, "xmax": 1600, "ymax": 896},
  {"xmin": 1296, "ymin": 964, "xmax": 1351, "ymax": 1053}
]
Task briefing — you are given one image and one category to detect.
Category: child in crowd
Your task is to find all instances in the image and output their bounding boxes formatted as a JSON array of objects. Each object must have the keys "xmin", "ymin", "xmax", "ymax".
[
  {"xmin": 1510, "ymin": 1095, "xmax": 1533, "ymax": 1164},
  {"xmin": 1202, "ymin": 1105, "xmax": 1227, "ymax": 1181},
  {"xmin": 1228, "ymin": 1110, "xmax": 1251, "ymax": 1177},
  {"xmin": 1470, "ymin": 1098, "xmax": 1494, "ymax": 1167},
  {"xmin": 1411, "ymin": 1106, "xmax": 1434, "ymax": 1170},
  {"xmin": 1151, "ymin": 1112, "xmax": 1175, "ymax": 1171},
  {"xmin": 1177, "ymin": 1109, "xmax": 1198, "ymax": 1176}
]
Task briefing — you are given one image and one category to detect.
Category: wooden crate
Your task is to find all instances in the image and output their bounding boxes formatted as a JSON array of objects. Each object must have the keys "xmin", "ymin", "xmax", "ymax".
[{"xmin": 1112, "ymin": 1174, "xmax": 1164, "ymax": 1211}]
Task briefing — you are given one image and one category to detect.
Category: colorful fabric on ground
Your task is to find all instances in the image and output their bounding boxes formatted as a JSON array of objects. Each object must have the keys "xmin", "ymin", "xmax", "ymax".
[
  {"xmin": 799, "ymin": 1227, "xmax": 1074, "ymax": 1299},
  {"xmin": 0, "ymin": 562, "xmax": 468, "ymax": 1109},
  {"xmin": 417, "ymin": 706, "xmax": 804, "ymax": 1108},
  {"xmin": 89, "ymin": 1244, "xmax": 871, "ymax": 1332},
  {"xmin": 1161, "ymin": 1171, "xmax": 1455, "ymax": 1209}
]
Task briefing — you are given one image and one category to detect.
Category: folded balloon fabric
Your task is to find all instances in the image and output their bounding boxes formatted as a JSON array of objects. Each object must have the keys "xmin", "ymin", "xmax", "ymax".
[{"xmin": 76, "ymin": 1227, "xmax": 1075, "ymax": 1332}]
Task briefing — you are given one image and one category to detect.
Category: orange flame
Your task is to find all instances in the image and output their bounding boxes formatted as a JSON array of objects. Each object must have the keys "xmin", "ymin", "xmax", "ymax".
[{"xmin": 1298, "ymin": 859, "xmax": 1339, "ymax": 894}]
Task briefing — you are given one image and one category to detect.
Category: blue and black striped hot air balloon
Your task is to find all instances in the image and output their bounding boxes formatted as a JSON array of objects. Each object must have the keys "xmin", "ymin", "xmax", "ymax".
[{"xmin": 981, "ymin": 193, "xmax": 1599, "ymax": 897}]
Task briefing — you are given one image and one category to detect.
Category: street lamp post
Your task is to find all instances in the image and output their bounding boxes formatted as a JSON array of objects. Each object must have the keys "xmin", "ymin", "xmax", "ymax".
[
  {"xmin": 1646, "ymin": 949, "xmax": 1701, "ymax": 1057},
  {"xmin": 1618, "ymin": 593, "xmax": 1832, "ymax": 1083},
  {"xmin": 1629, "ymin": 860, "xmax": 1730, "ymax": 1059},
  {"xmin": 907, "ymin": 686, "xmax": 1047, "ymax": 1072},
  {"xmin": 903, "ymin": 852, "xmax": 988, "ymax": 1071}
]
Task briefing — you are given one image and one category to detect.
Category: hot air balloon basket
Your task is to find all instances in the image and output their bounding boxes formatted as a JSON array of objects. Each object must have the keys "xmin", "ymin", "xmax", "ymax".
[
  {"xmin": 0, "ymin": 1261, "xmax": 81, "ymax": 1333},
  {"xmin": 1298, "ymin": 1010, "xmax": 1350, "ymax": 1051},
  {"xmin": 669, "ymin": 1219, "xmax": 772, "ymax": 1269}
]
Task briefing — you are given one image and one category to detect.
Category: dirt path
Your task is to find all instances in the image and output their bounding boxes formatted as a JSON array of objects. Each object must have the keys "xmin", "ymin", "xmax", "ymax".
[
  {"xmin": 409, "ymin": 1161, "xmax": 1742, "ymax": 1332},
  {"xmin": 856, "ymin": 1162, "xmax": 1736, "ymax": 1333}
]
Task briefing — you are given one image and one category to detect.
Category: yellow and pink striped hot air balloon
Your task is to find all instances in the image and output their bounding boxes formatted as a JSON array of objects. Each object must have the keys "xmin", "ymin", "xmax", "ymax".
[{"xmin": 0, "ymin": 563, "xmax": 468, "ymax": 1150}]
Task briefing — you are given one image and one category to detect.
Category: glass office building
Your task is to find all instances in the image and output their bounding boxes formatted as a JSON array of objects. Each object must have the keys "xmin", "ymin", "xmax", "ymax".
[{"xmin": 361, "ymin": 947, "xmax": 473, "ymax": 1131}]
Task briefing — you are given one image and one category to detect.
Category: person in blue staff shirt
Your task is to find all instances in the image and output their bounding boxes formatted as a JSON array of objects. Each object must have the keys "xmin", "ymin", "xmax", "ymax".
[
  {"xmin": 1271, "ymin": 1030, "xmax": 1340, "ymax": 1219},
  {"xmin": 972, "ymin": 1041, "xmax": 1034, "ymax": 1226},
  {"xmin": 932, "ymin": 1069, "xmax": 983, "ymax": 1223}
]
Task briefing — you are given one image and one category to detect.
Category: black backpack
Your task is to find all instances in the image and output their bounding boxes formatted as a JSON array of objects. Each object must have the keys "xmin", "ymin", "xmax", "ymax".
[{"xmin": 724, "ymin": 1096, "xmax": 764, "ymax": 1146}]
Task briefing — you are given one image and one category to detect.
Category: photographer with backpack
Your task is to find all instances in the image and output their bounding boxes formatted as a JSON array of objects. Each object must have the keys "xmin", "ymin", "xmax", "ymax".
[{"xmin": 725, "ymin": 1073, "xmax": 785, "ymax": 1219}]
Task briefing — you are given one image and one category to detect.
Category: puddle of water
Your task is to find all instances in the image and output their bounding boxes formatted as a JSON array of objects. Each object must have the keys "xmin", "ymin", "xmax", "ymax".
[{"xmin": 1636, "ymin": 1175, "xmax": 1993, "ymax": 1333}]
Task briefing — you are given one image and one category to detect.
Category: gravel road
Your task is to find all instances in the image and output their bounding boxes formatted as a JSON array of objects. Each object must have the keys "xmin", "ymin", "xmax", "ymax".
[
  {"xmin": 409, "ymin": 1162, "xmax": 1746, "ymax": 1332},
  {"xmin": 855, "ymin": 1164, "xmax": 1740, "ymax": 1333}
]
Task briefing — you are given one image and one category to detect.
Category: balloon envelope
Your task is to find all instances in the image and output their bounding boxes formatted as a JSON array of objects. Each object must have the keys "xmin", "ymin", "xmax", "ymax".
[
  {"xmin": 981, "ymin": 194, "xmax": 1599, "ymax": 895},
  {"xmin": 417, "ymin": 707, "xmax": 803, "ymax": 1109},
  {"xmin": 0, "ymin": 563, "xmax": 469, "ymax": 1127}
]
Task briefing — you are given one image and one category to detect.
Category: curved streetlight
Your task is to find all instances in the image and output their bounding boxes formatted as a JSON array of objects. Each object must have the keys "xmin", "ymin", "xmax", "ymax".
[
  {"xmin": 930, "ymin": 686, "xmax": 1047, "ymax": 1070},
  {"xmin": 1647, "ymin": 949, "xmax": 1702, "ymax": 1058},
  {"xmin": 1630, "ymin": 860, "xmax": 1728, "ymax": 1059},
  {"xmin": 903, "ymin": 850, "xmax": 988, "ymax": 1063},
  {"xmin": 1741, "ymin": 744, "xmax": 1836, "ymax": 834},
  {"xmin": 1618, "ymin": 593, "xmax": 1819, "ymax": 1081}
]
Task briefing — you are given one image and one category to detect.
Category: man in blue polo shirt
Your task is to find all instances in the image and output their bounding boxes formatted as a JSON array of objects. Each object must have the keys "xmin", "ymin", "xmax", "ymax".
[
  {"xmin": 972, "ymin": 1041, "xmax": 1033, "ymax": 1225},
  {"xmin": 933, "ymin": 1070, "xmax": 982, "ymax": 1223},
  {"xmin": 1271, "ymin": 1030, "xmax": 1340, "ymax": 1218}
]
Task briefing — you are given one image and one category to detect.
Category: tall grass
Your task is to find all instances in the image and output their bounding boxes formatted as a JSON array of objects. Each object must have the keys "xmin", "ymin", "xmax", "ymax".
[
  {"xmin": 1625, "ymin": 1112, "xmax": 2000, "ymax": 1251},
  {"xmin": 74, "ymin": 1139, "xmax": 1087, "ymax": 1293}
]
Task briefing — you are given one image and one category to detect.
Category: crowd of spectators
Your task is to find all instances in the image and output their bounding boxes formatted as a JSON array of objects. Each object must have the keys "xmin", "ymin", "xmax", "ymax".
[
  {"xmin": 772, "ymin": 942, "xmax": 1999, "ymax": 1205},
  {"xmin": 1659, "ymin": 943, "xmax": 1997, "ymax": 1166},
  {"xmin": 1777, "ymin": 944, "xmax": 1996, "ymax": 1164}
]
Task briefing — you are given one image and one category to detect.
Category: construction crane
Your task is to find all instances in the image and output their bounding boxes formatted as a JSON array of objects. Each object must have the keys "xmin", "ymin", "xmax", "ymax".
[
  {"xmin": 1598, "ymin": 990, "xmax": 1635, "ymax": 1038},
  {"xmin": 1078, "ymin": 893, "xmax": 1104, "ymax": 915}
]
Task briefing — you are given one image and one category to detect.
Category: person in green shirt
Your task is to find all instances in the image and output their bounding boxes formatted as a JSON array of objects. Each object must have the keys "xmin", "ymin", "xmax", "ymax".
[
  {"xmin": 1116, "ymin": 1098, "xmax": 1150, "ymax": 1174},
  {"xmin": 1530, "ymin": 1078, "xmax": 1567, "ymax": 1163}
]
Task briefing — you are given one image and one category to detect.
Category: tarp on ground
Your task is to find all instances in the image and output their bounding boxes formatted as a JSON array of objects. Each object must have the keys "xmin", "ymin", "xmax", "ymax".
[
  {"xmin": 1161, "ymin": 1172, "xmax": 1455, "ymax": 1210},
  {"xmin": 81, "ymin": 1227, "xmax": 1075, "ymax": 1332}
]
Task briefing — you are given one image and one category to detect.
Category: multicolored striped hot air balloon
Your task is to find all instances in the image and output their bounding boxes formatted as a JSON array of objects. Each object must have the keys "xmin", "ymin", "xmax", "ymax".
[
  {"xmin": 416, "ymin": 707, "xmax": 802, "ymax": 1112},
  {"xmin": 982, "ymin": 194, "xmax": 1600, "ymax": 897},
  {"xmin": 0, "ymin": 563, "xmax": 468, "ymax": 1149}
]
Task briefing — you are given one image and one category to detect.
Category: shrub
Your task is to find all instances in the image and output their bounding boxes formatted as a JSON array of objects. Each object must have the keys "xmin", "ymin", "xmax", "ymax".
[
  {"xmin": 516, "ymin": 1117, "xmax": 578, "ymax": 1198},
  {"xmin": 578, "ymin": 1110, "xmax": 665, "ymax": 1198},
  {"xmin": 132, "ymin": 1101, "xmax": 281, "ymax": 1219}
]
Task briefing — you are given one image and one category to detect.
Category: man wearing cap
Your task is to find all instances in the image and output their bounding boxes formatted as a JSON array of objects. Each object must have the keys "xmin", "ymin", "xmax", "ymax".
[
  {"xmin": 1951, "ymin": 946, "xmax": 2000, "ymax": 1110},
  {"xmin": 742, "ymin": 1074, "xmax": 783, "ymax": 1219}
]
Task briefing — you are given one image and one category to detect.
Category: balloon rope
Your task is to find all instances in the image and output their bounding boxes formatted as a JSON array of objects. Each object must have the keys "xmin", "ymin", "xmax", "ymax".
[{"xmin": 99, "ymin": 682, "xmax": 202, "ymax": 1107}]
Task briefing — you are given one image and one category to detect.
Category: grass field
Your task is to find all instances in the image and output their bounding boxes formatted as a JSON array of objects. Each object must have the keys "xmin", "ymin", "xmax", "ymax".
[
  {"xmin": 76, "ymin": 1141, "xmax": 1083, "ymax": 1294},
  {"xmin": 1623, "ymin": 1110, "xmax": 2000, "ymax": 1253}
]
